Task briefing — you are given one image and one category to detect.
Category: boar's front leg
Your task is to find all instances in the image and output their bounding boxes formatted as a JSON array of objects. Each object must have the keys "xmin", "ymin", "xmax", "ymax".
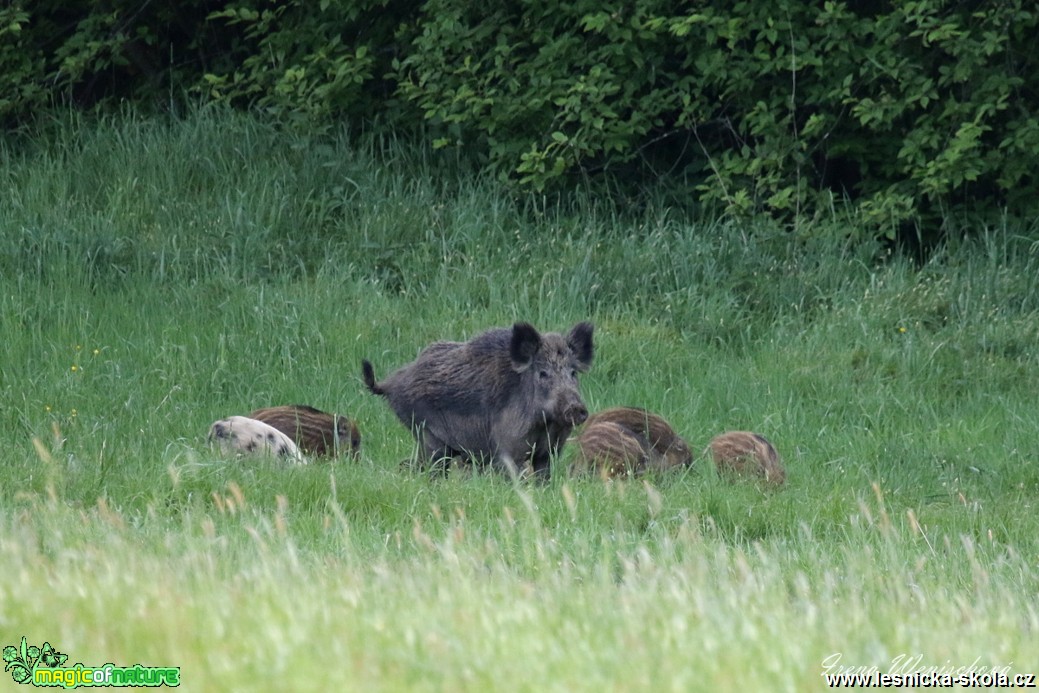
[
  {"xmin": 490, "ymin": 451, "xmax": 535, "ymax": 481},
  {"xmin": 529, "ymin": 449, "xmax": 552, "ymax": 481},
  {"xmin": 529, "ymin": 425, "xmax": 573, "ymax": 480}
]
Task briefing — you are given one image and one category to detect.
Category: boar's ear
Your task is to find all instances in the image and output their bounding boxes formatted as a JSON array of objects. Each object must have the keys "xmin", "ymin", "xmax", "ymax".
[
  {"xmin": 567, "ymin": 322, "xmax": 594, "ymax": 372},
  {"xmin": 510, "ymin": 322, "xmax": 543, "ymax": 372}
]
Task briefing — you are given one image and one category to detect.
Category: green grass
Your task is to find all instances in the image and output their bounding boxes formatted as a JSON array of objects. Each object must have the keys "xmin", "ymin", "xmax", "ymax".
[{"xmin": 1, "ymin": 109, "xmax": 1038, "ymax": 690}]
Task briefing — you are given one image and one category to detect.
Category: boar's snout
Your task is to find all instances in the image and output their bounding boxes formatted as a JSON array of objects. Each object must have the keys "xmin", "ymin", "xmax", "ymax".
[
  {"xmin": 554, "ymin": 385, "xmax": 589, "ymax": 426},
  {"xmin": 564, "ymin": 401, "xmax": 589, "ymax": 426}
]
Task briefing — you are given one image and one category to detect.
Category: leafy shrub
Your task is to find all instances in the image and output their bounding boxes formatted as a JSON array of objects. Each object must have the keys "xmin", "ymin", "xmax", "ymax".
[
  {"xmin": 395, "ymin": 0, "xmax": 1039, "ymax": 234},
  {"xmin": 3, "ymin": 1, "xmax": 1037, "ymax": 240},
  {"xmin": 201, "ymin": 0, "xmax": 408, "ymax": 127},
  {"xmin": 0, "ymin": 1, "xmax": 409, "ymax": 128}
]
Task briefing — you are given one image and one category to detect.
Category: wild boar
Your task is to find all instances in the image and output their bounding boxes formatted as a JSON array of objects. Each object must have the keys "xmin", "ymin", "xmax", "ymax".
[
  {"xmin": 208, "ymin": 415, "xmax": 304, "ymax": 463},
  {"xmin": 249, "ymin": 404, "xmax": 361, "ymax": 458},
  {"xmin": 583, "ymin": 406, "xmax": 694, "ymax": 471},
  {"xmin": 707, "ymin": 431, "xmax": 785, "ymax": 486},
  {"xmin": 362, "ymin": 321, "xmax": 594, "ymax": 479},
  {"xmin": 572, "ymin": 420, "xmax": 651, "ymax": 479}
]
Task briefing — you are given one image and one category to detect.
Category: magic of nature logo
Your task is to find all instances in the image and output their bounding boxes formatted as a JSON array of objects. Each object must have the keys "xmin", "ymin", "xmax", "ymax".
[{"xmin": 3, "ymin": 637, "xmax": 180, "ymax": 688}]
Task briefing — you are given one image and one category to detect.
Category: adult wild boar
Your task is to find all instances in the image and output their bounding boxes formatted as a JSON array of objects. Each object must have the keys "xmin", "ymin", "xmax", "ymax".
[{"xmin": 362, "ymin": 321, "xmax": 594, "ymax": 479}]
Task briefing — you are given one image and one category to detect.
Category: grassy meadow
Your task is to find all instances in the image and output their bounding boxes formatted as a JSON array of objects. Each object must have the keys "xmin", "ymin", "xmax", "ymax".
[{"xmin": 1, "ymin": 110, "xmax": 1038, "ymax": 690}]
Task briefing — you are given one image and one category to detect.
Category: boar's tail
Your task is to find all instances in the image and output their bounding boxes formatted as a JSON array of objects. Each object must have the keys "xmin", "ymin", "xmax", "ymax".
[{"xmin": 361, "ymin": 360, "xmax": 386, "ymax": 396}]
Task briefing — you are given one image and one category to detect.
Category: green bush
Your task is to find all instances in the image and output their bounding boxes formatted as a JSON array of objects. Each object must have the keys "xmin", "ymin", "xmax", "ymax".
[
  {"xmin": 395, "ymin": 0, "xmax": 1039, "ymax": 233},
  {"xmin": 0, "ymin": 1, "xmax": 213, "ymax": 120},
  {"xmin": 0, "ymin": 1, "xmax": 409, "ymax": 128},
  {"xmin": 201, "ymin": 0, "xmax": 408, "ymax": 127},
  {"xmin": 3, "ymin": 2, "xmax": 1037, "ymax": 238}
]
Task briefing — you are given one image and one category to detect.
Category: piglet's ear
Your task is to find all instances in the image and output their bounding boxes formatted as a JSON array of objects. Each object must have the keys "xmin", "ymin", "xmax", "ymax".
[
  {"xmin": 567, "ymin": 321, "xmax": 594, "ymax": 372},
  {"xmin": 510, "ymin": 322, "xmax": 543, "ymax": 372}
]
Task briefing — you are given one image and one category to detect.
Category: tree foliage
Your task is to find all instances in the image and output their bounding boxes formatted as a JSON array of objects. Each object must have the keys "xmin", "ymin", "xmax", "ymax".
[
  {"xmin": 2, "ymin": 1, "xmax": 1037, "ymax": 237},
  {"xmin": 201, "ymin": 0, "xmax": 407, "ymax": 125},
  {"xmin": 395, "ymin": 0, "xmax": 1039, "ymax": 233}
]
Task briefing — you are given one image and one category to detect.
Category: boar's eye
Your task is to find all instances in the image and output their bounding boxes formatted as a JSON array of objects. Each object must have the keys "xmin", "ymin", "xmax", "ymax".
[{"xmin": 538, "ymin": 369, "xmax": 550, "ymax": 380}]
